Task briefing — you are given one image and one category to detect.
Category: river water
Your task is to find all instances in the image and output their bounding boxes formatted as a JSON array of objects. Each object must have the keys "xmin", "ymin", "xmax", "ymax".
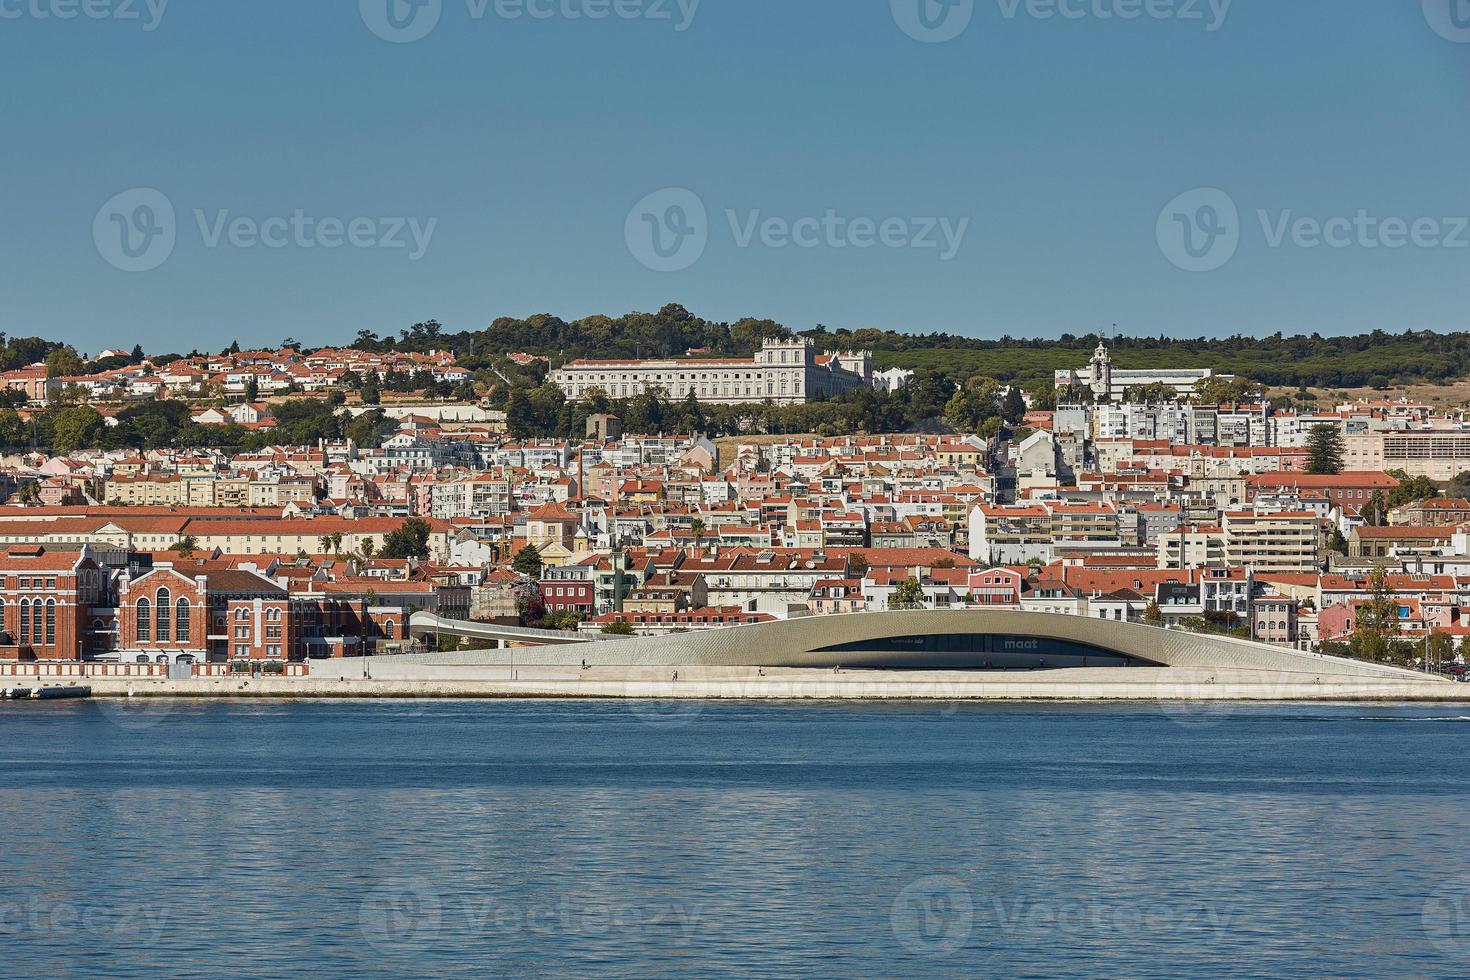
[{"xmin": 2, "ymin": 699, "xmax": 1468, "ymax": 977}]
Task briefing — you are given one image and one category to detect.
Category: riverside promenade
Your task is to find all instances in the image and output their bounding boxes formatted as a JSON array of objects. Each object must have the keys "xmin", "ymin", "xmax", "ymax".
[
  {"xmin": 7, "ymin": 612, "xmax": 1463, "ymax": 702},
  {"xmin": 8, "ymin": 662, "xmax": 1466, "ymax": 702}
]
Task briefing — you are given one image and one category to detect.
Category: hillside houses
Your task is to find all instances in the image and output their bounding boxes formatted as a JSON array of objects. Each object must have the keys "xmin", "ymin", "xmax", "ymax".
[{"xmin": 5, "ymin": 375, "xmax": 1470, "ymax": 665}]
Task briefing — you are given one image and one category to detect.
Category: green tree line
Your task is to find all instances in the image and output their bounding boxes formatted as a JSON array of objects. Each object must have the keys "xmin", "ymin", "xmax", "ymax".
[
  {"xmin": 1, "ymin": 398, "xmax": 368, "ymax": 453},
  {"xmin": 353, "ymin": 308, "xmax": 1470, "ymax": 391}
]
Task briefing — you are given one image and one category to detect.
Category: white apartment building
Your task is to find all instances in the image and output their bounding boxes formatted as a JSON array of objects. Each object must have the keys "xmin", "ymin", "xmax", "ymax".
[
  {"xmin": 430, "ymin": 474, "xmax": 513, "ymax": 519},
  {"xmin": 1091, "ymin": 402, "xmax": 1196, "ymax": 443},
  {"xmin": 1222, "ymin": 510, "xmax": 1322, "ymax": 574},
  {"xmin": 1157, "ymin": 524, "xmax": 1227, "ymax": 569},
  {"xmin": 549, "ymin": 338, "xmax": 873, "ymax": 406},
  {"xmin": 968, "ymin": 501, "xmax": 1122, "ymax": 565}
]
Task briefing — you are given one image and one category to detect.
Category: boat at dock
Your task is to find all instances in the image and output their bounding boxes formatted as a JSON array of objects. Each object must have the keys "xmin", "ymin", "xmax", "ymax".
[{"xmin": 2, "ymin": 686, "xmax": 91, "ymax": 701}]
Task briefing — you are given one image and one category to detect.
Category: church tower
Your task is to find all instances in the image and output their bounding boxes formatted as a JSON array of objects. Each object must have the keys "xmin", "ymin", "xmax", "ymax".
[{"xmin": 1089, "ymin": 341, "xmax": 1113, "ymax": 400}]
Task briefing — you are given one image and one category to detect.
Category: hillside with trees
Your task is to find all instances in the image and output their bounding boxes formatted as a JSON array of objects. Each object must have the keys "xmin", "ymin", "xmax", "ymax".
[
  {"xmin": 10, "ymin": 307, "xmax": 1470, "ymax": 451},
  {"xmin": 357, "ymin": 305, "xmax": 1470, "ymax": 392}
]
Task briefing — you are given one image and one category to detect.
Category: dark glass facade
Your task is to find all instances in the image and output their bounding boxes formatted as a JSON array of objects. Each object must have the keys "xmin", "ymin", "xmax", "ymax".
[{"xmin": 809, "ymin": 633, "xmax": 1155, "ymax": 670}]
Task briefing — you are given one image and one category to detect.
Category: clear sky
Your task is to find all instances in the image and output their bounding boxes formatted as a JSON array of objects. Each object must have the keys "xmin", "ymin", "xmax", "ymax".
[{"xmin": 2, "ymin": 0, "xmax": 1468, "ymax": 354}]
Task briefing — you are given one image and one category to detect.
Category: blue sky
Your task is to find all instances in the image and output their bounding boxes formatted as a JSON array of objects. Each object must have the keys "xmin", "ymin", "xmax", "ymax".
[{"xmin": 1, "ymin": 0, "xmax": 1468, "ymax": 354}]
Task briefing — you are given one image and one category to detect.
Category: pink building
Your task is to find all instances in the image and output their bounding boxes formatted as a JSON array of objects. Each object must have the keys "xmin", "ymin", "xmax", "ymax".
[{"xmin": 967, "ymin": 567, "xmax": 1024, "ymax": 607}]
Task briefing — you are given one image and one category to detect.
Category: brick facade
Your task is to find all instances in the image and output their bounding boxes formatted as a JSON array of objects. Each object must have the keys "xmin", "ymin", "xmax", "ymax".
[
  {"xmin": 0, "ymin": 548, "xmax": 103, "ymax": 661},
  {"xmin": 116, "ymin": 568, "xmax": 209, "ymax": 662},
  {"xmin": 0, "ymin": 549, "xmax": 450, "ymax": 665}
]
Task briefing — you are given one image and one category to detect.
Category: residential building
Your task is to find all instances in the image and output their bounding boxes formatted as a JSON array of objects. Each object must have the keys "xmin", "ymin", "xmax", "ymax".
[{"xmin": 1223, "ymin": 511, "xmax": 1322, "ymax": 574}]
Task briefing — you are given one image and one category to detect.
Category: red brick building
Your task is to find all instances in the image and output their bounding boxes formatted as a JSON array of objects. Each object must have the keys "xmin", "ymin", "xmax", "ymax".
[
  {"xmin": 221, "ymin": 596, "xmax": 296, "ymax": 663},
  {"xmin": 540, "ymin": 563, "xmax": 596, "ymax": 617},
  {"xmin": 0, "ymin": 546, "xmax": 105, "ymax": 661},
  {"xmin": 117, "ymin": 566, "xmax": 291, "ymax": 664},
  {"xmin": 1244, "ymin": 471, "xmax": 1400, "ymax": 509},
  {"xmin": 0, "ymin": 549, "xmax": 453, "ymax": 665},
  {"xmin": 115, "ymin": 567, "xmax": 208, "ymax": 663}
]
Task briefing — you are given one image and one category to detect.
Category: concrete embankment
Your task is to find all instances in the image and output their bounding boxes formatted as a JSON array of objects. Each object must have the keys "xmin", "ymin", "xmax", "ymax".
[{"xmin": 20, "ymin": 664, "xmax": 1469, "ymax": 702}]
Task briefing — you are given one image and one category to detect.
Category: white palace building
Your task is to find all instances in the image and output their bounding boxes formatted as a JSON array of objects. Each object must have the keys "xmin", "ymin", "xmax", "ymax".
[{"xmin": 550, "ymin": 338, "xmax": 874, "ymax": 406}]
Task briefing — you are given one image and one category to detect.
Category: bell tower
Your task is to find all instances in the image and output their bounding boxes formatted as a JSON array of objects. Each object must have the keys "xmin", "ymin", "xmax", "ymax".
[{"xmin": 1089, "ymin": 340, "xmax": 1113, "ymax": 400}]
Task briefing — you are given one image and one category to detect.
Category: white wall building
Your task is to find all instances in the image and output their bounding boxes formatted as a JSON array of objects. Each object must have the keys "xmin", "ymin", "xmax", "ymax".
[
  {"xmin": 872, "ymin": 367, "xmax": 913, "ymax": 393},
  {"xmin": 550, "ymin": 338, "xmax": 872, "ymax": 406},
  {"xmin": 1055, "ymin": 342, "xmax": 1222, "ymax": 401}
]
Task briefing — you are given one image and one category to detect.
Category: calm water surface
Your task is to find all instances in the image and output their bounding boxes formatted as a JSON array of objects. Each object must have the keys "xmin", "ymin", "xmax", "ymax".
[{"xmin": 2, "ymin": 698, "xmax": 1469, "ymax": 978}]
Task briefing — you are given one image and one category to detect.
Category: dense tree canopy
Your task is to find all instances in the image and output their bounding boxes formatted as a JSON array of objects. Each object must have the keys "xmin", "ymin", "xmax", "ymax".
[
  {"xmin": 13, "ymin": 308, "xmax": 1470, "ymax": 456},
  {"xmin": 511, "ymin": 544, "xmax": 544, "ymax": 579},
  {"xmin": 1385, "ymin": 472, "xmax": 1440, "ymax": 509},
  {"xmin": 345, "ymin": 409, "xmax": 394, "ymax": 449},
  {"xmin": 360, "ymin": 307, "xmax": 1470, "ymax": 392},
  {"xmin": 381, "ymin": 518, "xmax": 432, "ymax": 560}
]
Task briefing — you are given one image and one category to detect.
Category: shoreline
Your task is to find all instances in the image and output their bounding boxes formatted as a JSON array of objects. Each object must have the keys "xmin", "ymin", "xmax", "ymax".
[{"xmin": 12, "ymin": 664, "xmax": 1466, "ymax": 703}]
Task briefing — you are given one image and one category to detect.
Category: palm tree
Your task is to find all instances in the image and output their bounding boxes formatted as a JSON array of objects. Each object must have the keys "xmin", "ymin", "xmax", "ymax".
[
  {"xmin": 689, "ymin": 517, "xmax": 706, "ymax": 555},
  {"xmin": 359, "ymin": 539, "xmax": 376, "ymax": 563}
]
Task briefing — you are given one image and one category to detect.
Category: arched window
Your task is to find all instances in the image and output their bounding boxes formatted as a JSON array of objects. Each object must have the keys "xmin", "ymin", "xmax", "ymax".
[
  {"xmin": 383, "ymin": 620, "xmax": 396, "ymax": 640},
  {"xmin": 44, "ymin": 599, "xmax": 55, "ymax": 646},
  {"xmin": 136, "ymin": 598, "xmax": 151, "ymax": 643},
  {"xmin": 236, "ymin": 608, "xmax": 249, "ymax": 621},
  {"xmin": 155, "ymin": 588, "xmax": 171, "ymax": 642},
  {"xmin": 176, "ymin": 598, "xmax": 191, "ymax": 642},
  {"xmin": 19, "ymin": 599, "xmax": 29, "ymax": 646}
]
